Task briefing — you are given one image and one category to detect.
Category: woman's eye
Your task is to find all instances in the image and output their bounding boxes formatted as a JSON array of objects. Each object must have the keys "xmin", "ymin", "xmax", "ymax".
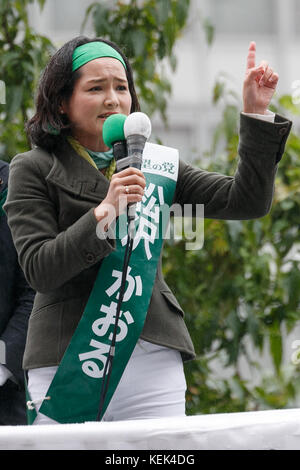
[
  {"xmin": 88, "ymin": 85, "xmax": 128, "ymax": 92},
  {"xmin": 89, "ymin": 86, "xmax": 102, "ymax": 91}
]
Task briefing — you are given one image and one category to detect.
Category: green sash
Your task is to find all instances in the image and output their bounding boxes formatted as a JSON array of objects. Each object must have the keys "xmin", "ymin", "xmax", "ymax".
[
  {"xmin": 36, "ymin": 143, "xmax": 179, "ymax": 424},
  {"xmin": 0, "ymin": 188, "xmax": 7, "ymax": 217}
]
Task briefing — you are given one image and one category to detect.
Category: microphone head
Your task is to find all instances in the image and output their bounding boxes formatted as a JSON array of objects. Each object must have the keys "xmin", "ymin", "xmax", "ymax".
[
  {"xmin": 124, "ymin": 112, "xmax": 151, "ymax": 140},
  {"xmin": 102, "ymin": 113, "xmax": 127, "ymax": 148}
]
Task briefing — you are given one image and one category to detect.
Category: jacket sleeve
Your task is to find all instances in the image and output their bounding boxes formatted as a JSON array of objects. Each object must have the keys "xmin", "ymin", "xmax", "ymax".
[
  {"xmin": 4, "ymin": 153, "xmax": 116, "ymax": 293},
  {"xmin": 174, "ymin": 113, "xmax": 292, "ymax": 219}
]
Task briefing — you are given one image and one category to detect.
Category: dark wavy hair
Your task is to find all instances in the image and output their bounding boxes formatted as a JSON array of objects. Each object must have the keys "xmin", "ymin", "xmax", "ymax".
[{"xmin": 26, "ymin": 36, "xmax": 140, "ymax": 151}]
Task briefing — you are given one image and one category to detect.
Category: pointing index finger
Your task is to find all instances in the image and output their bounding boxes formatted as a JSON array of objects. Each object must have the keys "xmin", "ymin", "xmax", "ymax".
[{"xmin": 246, "ymin": 41, "xmax": 256, "ymax": 70}]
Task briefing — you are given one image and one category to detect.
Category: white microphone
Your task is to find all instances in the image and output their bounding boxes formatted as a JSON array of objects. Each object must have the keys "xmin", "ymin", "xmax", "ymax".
[{"xmin": 123, "ymin": 112, "xmax": 151, "ymax": 235}]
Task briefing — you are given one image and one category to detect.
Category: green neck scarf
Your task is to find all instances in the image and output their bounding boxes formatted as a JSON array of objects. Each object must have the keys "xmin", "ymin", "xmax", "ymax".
[{"xmin": 85, "ymin": 148, "xmax": 114, "ymax": 170}]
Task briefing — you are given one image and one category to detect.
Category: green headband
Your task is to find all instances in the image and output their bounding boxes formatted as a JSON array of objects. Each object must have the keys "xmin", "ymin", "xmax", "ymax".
[{"xmin": 72, "ymin": 41, "xmax": 127, "ymax": 72}]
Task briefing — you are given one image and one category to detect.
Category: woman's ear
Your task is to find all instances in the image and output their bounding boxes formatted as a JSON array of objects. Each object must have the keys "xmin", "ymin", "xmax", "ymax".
[{"xmin": 59, "ymin": 100, "xmax": 67, "ymax": 115}]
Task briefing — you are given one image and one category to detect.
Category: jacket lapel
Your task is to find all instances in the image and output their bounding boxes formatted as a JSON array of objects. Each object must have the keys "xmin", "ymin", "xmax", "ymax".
[{"xmin": 46, "ymin": 139, "xmax": 110, "ymax": 203}]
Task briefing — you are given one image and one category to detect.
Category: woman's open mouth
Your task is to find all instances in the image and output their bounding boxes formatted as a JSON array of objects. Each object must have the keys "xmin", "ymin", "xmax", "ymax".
[{"xmin": 98, "ymin": 112, "xmax": 118, "ymax": 120}]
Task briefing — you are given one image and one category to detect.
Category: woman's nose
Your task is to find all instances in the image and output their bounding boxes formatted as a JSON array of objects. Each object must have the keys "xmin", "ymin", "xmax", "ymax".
[{"xmin": 104, "ymin": 88, "xmax": 118, "ymax": 107}]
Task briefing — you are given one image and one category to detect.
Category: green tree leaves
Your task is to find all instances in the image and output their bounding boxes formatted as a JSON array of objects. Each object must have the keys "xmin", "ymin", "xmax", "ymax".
[{"xmin": 0, "ymin": 0, "xmax": 54, "ymax": 160}]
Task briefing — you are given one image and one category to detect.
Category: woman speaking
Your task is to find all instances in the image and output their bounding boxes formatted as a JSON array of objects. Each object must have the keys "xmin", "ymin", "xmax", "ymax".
[{"xmin": 4, "ymin": 36, "xmax": 291, "ymax": 424}]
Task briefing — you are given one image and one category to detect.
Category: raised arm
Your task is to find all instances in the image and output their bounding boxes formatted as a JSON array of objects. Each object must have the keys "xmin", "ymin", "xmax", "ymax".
[{"xmin": 175, "ymin": 42, "xmax": 291, "ymax": 219}]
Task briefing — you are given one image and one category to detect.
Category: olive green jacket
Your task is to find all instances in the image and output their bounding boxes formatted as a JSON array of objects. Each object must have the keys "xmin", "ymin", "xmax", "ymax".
[{"xmin": 4, "ymin": 113, "xmax": 291, "ymax": 369}]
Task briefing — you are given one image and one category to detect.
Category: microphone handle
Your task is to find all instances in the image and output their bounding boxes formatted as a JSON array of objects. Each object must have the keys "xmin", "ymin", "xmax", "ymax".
[
  {"xmin": 114, "ymin": 135, "xmax": 147, "ymax": 235},
  {"xmin": 126, "ymin": 153, "xmax": 141, "ymax": 222},
  {"xmin": 126, "ymin": 134, "xmax": 146, "ymax": 164},
  {"xmin": 116, "ymin": 154, "xmax": 142, "ymax": 172},
  {"xmin": 125, "ymin": 136, "xmax": 147, "ymax": 227},
  {"xmin": 115, "ymin": 135, "xmax": 146, "ymax": 172},
  {"xmin": 113, "ymin": 141, "xmax": 127, "ymax": 169}
]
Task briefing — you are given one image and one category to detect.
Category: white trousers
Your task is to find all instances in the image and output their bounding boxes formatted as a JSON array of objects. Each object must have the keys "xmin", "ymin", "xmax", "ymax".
[{"xmin": 27, "ymin": 340, "xmax": 187, "ymax": 425}]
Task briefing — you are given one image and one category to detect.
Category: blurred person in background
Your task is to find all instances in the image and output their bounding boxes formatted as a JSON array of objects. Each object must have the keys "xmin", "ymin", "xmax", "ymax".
[{"xmin": 0, "ymin": 159, "xmax": 35, "ymax": 425}]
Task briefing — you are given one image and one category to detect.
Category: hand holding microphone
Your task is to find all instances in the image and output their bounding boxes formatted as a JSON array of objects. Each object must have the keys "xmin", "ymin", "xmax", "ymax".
[{"xmin": 94, "ymin": 112, "xmax": 151, "ymax": 230}]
